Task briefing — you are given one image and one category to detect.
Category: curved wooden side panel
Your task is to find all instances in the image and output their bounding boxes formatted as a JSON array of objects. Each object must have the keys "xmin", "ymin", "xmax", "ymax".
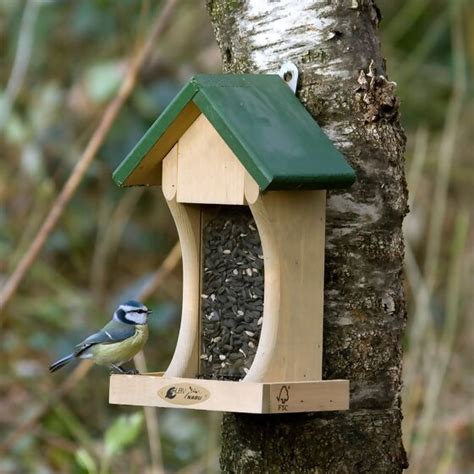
[
  {"xmin": 243, "ymin": 194, "xmax": 281, "ymax": 382},
  {"xmin": 244, "ymin": 189, "xmax": 326, "ymax": 383},
  {"xmin": 163, "ymin": 196, "xmax": 201, "ymax": 378}
]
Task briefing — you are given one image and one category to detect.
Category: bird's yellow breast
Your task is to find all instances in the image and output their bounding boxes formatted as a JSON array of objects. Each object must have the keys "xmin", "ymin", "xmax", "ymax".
[{"xmin": 91, "ymin": 325, "xmax": 148, "ymax": 366}]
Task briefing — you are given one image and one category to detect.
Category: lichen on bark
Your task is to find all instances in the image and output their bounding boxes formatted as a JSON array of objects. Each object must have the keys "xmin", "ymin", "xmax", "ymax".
[{"xmin": 206, "ymin": 0, "xmax": 409, "ymax": 472}]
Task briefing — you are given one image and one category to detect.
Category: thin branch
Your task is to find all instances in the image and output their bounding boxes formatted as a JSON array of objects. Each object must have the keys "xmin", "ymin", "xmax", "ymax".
[
  {"xmin": 0, "ymin": 0, "xmax": 180, "ymax": 316},
  {"xmin": 406, "ymin": 126, "xmax": 428, "ymax": 208},
  {"xmin": 134, "ymin": 351, "xmax": 164, "ymax": 474},
  {"xmin": 0, "ymin": 0, "xmax": 41, "ymax": 130},
  {"xmin": 132, "ymin": 240, "xmax": 182, "ymax": 474},
  {"xmin": 89, "ymin": 188, "xmax": 145, "ymax": 302},
  {"xmin": 139, "ymin": 241, "xmax": 182, "ymax": 301}
]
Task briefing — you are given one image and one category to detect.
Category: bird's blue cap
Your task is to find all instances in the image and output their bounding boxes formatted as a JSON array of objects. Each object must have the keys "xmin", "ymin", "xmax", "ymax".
[{"xmin": 122, "ymin": 300, "xmax": 144, "ymax": 307}]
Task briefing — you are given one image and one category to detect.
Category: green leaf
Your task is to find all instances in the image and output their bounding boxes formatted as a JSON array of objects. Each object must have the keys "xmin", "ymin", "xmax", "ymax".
[
  {"xmin": 75, "ymin": 447, "xmax": 98, "ymax": 474},
  {"xmin": 104, "ymin": 412, "xmax": 144, "ymax": 458}
]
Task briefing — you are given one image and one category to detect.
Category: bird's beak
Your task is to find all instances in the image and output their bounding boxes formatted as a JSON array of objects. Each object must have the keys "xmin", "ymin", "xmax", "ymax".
[{"xmin": 147, "ymin": 310, "xmax": 153, "ymax": 315}]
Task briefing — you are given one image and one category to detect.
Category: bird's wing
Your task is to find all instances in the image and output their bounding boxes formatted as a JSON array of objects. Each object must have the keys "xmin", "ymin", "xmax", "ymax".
[{"xmin": 74, "ymin": 321, "xmax": 136, "ymax": 356}]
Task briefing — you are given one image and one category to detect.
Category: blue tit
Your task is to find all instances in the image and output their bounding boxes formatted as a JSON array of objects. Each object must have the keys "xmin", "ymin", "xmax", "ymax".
[{"xmin": 49, "ymin": 300, "xmax": 151, "ymax": 374}]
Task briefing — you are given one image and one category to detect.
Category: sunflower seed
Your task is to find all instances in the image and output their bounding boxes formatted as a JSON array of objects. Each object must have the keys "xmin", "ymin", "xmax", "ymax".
[{"xmin": 200, "ymin": 206, "xmax": 264, "ymax": 381}]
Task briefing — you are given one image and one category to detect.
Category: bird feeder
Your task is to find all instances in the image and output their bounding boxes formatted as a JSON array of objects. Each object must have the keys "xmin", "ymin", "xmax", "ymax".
[{"xmin": 109, "ymin": 74, "xmax": 355, "ymax": 413}]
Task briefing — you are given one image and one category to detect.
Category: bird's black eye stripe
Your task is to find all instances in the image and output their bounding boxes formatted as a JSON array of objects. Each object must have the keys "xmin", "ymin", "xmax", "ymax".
[{"xmin": 127, "ymin": 308, "xmax": 147, "ymax": 314}]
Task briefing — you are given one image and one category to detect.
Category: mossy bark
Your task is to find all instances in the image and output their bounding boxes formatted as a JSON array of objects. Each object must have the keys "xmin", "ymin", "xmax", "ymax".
[{"xmin": 206, "ymin": 0, "xmax": 409, "ymax": 472}]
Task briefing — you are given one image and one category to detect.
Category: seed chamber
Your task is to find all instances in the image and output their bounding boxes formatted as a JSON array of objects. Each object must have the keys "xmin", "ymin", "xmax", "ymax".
[{"xmin": 200, "ymin": 206, "xmax": 264, "ymax": 380}]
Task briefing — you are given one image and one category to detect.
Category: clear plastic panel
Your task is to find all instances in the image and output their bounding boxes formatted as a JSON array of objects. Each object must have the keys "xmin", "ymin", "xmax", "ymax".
[{"xmin": 199, "ymin": 206, "xmax": 264, "ymax": 380}]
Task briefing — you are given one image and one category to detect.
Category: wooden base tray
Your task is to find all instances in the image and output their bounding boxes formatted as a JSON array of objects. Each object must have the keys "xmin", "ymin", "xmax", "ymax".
[{"xmin": 109, "ymin": 374, "xmax": 349, "ymax": 414}]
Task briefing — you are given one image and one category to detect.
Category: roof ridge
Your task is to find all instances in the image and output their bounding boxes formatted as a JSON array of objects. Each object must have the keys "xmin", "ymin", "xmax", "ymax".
[{"xmin": 113, "ymin": 74, "xmax": 355, "ymax": 190}]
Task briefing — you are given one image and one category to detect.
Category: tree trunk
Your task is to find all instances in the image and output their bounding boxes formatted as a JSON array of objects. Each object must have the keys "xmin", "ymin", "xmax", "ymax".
[{"xmin": 206, "ymin": 0, "xmax": 409, "ymax": 472}]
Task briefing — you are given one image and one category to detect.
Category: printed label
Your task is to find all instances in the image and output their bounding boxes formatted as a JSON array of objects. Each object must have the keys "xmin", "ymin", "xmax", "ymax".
[
  {"xmin": 276, "ymin": 385, "xmax": 291, "ymax": 411},
  {"xmin": 158, "ymin": 383, "xmax": 210, "ymax": 405}
]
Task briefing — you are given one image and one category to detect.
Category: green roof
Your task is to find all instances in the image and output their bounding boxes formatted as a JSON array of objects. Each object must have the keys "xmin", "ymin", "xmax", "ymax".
[{"xmin": 113, "ymin": 74, "xmax": 355, "ymax": 191}]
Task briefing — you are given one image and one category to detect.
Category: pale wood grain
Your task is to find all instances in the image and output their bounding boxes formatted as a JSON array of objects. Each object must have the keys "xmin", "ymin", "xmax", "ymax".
[
  {"xmin": 244, "ymin": 190, "xmax": 326, "ymax": 383},
  {"xmin": 162, "ymin": 198, "xmax": 201, "ymax": 378},
  {"xmin": 243, "ymin": 171, "xmax": 260, "ymax": 204},
  {"xmin": 162, "ymin": 143, "xmax": 178, "ymax": 200},
  {"xmin": 109, "ymin": 374, "xmax": 349, "ymax": 413},
  {"xmin": 125, "ymin": 102, "xmax": 200, "ymax": 186},
  {"xmin": 264, "ymin": 380, "xmax": 349, "ymax": 413},
  {"xmin": 176, "ymin": 114, "xmax": 246, "ymax": 205}
]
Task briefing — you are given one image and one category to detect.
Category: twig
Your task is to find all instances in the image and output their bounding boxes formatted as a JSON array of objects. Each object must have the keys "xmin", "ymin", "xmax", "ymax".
[
  {"xmin": 406, "ymin": 126, "xmax": 428, "ymax": 208},
  {"xmin": 134, "ymin": 351, "xmax": 164, "ymax": 474},
  {"xmin": 89, "ymin": 188, "xmax": 144, "ymax": 302},
  {"xmin": 0, "ymin": 0, "xmax": 180, "ymax": 316},
  {"xmin": 132, "ymin": 241, "xmax": 182, "ymax": 474},
  {"xmin": 205, "ymin": 411, "xmax": 221, "ymax": 473},
  {"xmin": 0, "ymin": 0, "xmax": 41, "ymax": 130},
  {"xmin": 139, "ymin": 241, "xmax": 182, "ymax": 301}
]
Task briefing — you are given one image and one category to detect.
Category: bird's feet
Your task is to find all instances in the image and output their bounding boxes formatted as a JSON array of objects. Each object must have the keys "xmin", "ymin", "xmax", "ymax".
[
  {"xmin": 110, "ymin": 364, "xmax": 139, "ymax": 375},
  {"xmin": 110, "ymin": 365, "xmax": 124, "ymax": 374}
]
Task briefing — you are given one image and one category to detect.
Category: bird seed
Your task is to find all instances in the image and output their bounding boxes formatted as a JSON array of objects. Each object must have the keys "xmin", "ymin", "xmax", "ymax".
[{"xmin": 200, "ymin": 206, "xmax": 264, "ymax": 380}]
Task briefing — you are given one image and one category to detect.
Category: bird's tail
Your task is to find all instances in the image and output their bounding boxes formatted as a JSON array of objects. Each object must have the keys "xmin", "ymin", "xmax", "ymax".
[{"xmin": 49, "ymin": 353, "xmax": 74, "ymax": 373}]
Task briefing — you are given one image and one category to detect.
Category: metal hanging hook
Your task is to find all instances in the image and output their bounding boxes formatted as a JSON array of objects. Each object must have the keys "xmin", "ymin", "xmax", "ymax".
[{"xmin": 278, "ymin": 62, "xmax": 298, "ymax": 94}]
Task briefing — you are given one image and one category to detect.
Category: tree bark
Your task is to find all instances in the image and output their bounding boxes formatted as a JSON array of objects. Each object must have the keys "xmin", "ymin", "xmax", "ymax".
[{"xmin": 206, "ymin": 0, "xmax": 409, "ymax": 472}]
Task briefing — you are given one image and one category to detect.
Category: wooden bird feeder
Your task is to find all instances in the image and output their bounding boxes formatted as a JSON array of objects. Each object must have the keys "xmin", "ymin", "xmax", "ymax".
[{"xmin": 109, "ymin": 74, "xmax": 355, "ymax": 413}]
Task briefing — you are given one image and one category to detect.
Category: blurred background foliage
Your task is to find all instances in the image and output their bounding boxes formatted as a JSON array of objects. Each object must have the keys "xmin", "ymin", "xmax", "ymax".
[{"xmin": 0, "ymin": 0, "xmax": 472, "ymax": 472}]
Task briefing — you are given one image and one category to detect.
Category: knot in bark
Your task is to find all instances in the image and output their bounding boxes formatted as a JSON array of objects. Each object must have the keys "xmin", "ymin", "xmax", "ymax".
[{"xmin": 356, "ymin": 59, "xmax": 400, "ymax": 123}]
